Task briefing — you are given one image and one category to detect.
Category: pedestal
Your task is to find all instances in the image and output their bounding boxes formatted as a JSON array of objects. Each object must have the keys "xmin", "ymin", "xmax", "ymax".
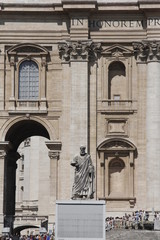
[{"xmin": 55, "ymin": 200, "xmax": 106, "ymax": 240}]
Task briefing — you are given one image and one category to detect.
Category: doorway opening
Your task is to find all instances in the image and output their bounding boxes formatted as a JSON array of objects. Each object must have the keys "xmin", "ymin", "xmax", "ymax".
[{"xmin": 4, "ymin": 119, "xmax": 50, "ymax": 234}]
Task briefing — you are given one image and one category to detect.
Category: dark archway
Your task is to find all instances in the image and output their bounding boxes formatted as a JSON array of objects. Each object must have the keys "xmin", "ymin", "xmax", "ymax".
[
  {"xmin": 5, "ymin": 120, "xmax": 50, "ymax": 152},
  {"xmin": 13, "ymin": 225, "xmax": 39, "ymax": 236},
  {"xmin": 4, "ymin": 120, "xmax": 50, "ymax": 233}
]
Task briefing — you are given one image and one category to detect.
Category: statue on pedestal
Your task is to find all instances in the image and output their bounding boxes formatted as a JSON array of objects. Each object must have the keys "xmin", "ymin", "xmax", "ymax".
[{"xmin": 71, "ymin": 146, "xmax": 95, "ymax": 200}]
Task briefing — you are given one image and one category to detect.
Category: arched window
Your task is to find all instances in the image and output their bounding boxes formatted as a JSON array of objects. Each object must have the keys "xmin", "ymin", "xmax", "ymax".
[
  {"xmin": 19, "ymin": 60, "xmax": 39, "ymax": 100},
  {"xmin": 108, "ymin": 61, "xmax": 126, "ymax": 100}
]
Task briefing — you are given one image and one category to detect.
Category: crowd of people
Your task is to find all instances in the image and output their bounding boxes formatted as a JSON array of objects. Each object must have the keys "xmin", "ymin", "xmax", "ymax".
[
  {"xmin": 2, "ymin": 233, "xmax": 55, "ymax": 240},
  {"xmin": 105, "ymin": 210, "xmax": 160, "ymax": 230},
  {"xmin": 1, "ymin": 210, "xmax": 160, "ymax": 239},
  {"xmin": 19, "ymin": 234, "xmax": 55, "ymax": 240}
]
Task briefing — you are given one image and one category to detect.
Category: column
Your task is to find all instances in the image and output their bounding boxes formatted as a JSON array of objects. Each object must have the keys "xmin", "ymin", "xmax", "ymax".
[
  {"xmin": 0, "ymin": 142, "xmax": 13, "ymax": 233},
  {"xmin": 4, "ymin": 152, "xmax": 20, "ymax": 233},
  {"xmin": 23, "ymin": 139, "xmax": 31, "ymax": 201},
  {"xmin": 133, "ymin": 42, "xmax": 147, "ymax": 209},
  {"xmin": 48, "ymin": 151, "xmax": 58, "ymax": 232},
  {"xmin": 146, "ymin": 45, "xmax": 160, "ymax": 211},
  {"xmin": 45, "ymin": 141, "xmax": 61, "ymax": 232},
  {"xmin": 40, "ymin": 55, "xmax": 47, "ymax": 110},
  {"xmin": 134, "ymin": 41, "xmax": 160, "ymax": 210},
  {"xmin": 0, "ymin": 151, "xmax": 5, "ymax": 233}
]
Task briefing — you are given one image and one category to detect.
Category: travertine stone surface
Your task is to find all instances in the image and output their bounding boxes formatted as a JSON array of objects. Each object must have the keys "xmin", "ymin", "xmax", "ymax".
[{"xmin": 0, "ymin": 0, "xmax": 159, "ymax": 233}]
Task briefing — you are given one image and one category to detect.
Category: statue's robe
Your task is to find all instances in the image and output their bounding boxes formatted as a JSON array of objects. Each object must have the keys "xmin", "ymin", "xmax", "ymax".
[{"xmin": 71, "ymin": 153, "xmax": 94, "ymax": 199}]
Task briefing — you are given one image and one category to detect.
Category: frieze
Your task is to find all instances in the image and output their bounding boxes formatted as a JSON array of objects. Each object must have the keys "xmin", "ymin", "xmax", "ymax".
[
  {"xmin": 133, "ymin": 41, "xmax": 160, "ymax": 62},
  {"xmin": 58, "ymin": 41, "xmax": 101, "ymax": 62}
]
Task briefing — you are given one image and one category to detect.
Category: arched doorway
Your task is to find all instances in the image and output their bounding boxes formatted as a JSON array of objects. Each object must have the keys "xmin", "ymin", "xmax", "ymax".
[{"xmin": 3, "ymin": 119, "xmax": 51, "ymax": 233}]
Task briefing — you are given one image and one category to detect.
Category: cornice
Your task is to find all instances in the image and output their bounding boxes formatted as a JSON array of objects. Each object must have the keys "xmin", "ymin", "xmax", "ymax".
[{"xmin": 0, "ymin": 0, "xmax": 160, "ymax": 12}]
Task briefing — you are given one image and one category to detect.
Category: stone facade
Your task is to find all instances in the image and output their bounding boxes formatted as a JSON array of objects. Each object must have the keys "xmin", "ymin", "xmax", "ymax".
[{"xmin": 0, "ymin": 0, "xmax": 159, "ymax": 234}]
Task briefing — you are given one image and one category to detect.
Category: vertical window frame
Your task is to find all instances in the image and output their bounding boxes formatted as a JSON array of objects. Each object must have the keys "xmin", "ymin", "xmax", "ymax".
[{"xmin": 18, "ymin": 60, "xmax": 39, "ymax": 100}]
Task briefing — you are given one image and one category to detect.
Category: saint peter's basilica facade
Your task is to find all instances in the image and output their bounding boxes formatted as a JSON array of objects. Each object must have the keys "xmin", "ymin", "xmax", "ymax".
[{"xmin": 0, "ymin": 0, "xmax": 159, "ymax": 234}]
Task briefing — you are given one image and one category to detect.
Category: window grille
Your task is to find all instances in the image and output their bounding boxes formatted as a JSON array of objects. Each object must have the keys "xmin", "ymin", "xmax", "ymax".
[{"xmin": 19, "ymin": 60, "xmax": 39, "ymax": 99}]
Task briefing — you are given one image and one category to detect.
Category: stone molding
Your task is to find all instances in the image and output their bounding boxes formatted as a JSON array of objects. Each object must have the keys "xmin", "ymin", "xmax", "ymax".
[
  {"xmin": 58, "ymin": 41, "xmax": 101, "ymax": 62},
  {"xmin": 133, "ymin": 41, "xmax": 160, "ymax": 62}
]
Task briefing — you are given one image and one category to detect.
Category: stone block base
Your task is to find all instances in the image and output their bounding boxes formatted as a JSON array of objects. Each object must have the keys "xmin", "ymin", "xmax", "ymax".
[{"xmin": 55, "ymin": 200, "xmax": 106, "ymax": 240}]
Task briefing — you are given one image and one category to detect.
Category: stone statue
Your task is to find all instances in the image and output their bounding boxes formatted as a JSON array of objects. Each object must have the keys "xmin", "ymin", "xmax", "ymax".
[{"xmin": 71, "ymin": 145, "xmax": 95, "ymax": 200}]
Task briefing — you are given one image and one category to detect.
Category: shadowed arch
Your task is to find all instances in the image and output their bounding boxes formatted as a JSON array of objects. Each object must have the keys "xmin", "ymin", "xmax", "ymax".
[
  {"xmin": 5, "ymin": 119, "xmax": 50, "ymax": 151},
  {"xmin": 13, "ymin": 225, "xmax": 39, "ymax": 235},
  {"xmin": 3, "ymin": 119, "xmax": 51, "ymax": 233}
]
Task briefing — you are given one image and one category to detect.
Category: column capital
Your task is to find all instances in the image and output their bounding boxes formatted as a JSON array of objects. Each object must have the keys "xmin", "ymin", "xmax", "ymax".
[
  {"xmin": 133, "ymin": 41, "xmax": 160, "ymax": 63},
  {"xmin": 58, "ymin": 41, "xmax": 101, "ymax": 62},
  {"xmin": 48, "ymin": 151, "xmax": 59, "ymax": 160}
]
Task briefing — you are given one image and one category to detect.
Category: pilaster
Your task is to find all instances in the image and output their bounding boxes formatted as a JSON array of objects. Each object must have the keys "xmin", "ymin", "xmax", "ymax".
[
  {"xmin": 58, "ymin": 41, "xmax": 101, "ymax": 156},
  {"xmin": 133, "ymin": 41, "xmax": 160, "ymax": 211}
]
